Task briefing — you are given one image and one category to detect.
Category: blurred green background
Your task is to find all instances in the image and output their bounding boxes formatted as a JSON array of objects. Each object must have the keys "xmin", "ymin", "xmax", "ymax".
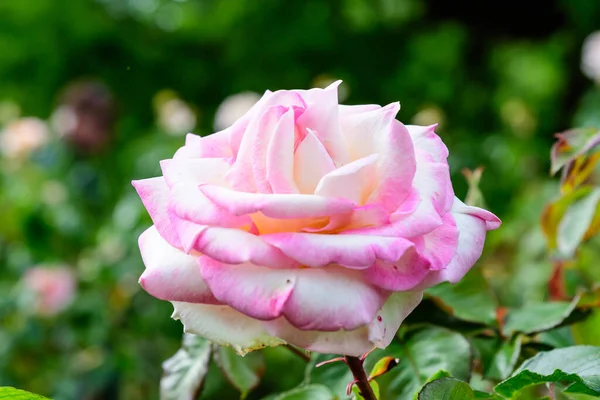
[{"xmin": 2, "ymin": 0, "xmax": 600, "ymax": 399}]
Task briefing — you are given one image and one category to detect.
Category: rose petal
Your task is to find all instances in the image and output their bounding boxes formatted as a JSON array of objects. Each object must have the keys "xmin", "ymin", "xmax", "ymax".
[
  {"xmin": 265, "ymin": 319, "xmax": 373, "ymax": 356},
  {"xmin": 198, "ymin": 256, "xmax": 296, "ymax": 320},
  {"xmin": 367, "ymin": 119, "xmax": 417, "ymax": 212},
  {"xmin": 261, "ymin": 232, "xmax": 415, "ymax": 268},
  {"xmin": 172, "ymin": 302, "xmax": 286, "ymax": 355},
  {"xmin": 367, "ymin": 291, "xmax": 423, "ymax": 348},
  {"xmin": 171, "ymin": 220, "xmax": 297, "ymax": 268},
  {"xmin": 296, "ymin": 81, "xmax": 351, "ymax": 166},
  {"xmin": 417, "ymin": 197, "xmax": 500, "ymax": 287},
  {"xmin": 167, "ymin": 183, "xmax": 252, "ymax": 228},
  {"xmin": 263, "ymin": 290, "xmax": 423, "ymax": 356},
  {"xmin": 293, "ymin": 128, "xmax": 336, "ymax": 194},
  {"xmin": 250, "ymin": 106, "xmax": 289, "ymax": 193},
  {"xmin": 173, "ymin": 132, "xmax": 234, "ymax": 160},
  {"xmin": 416, "ymin": 212, "xmax": 459, "ymax": 271},
  {"xmin": 315, "ymin": 153, "xmax": 379, "ymax": 204},
  {"xmin": 199, "ymin": 261, "xmax": 387, "ymax": 331},
  {"xmin": 160, "ymin": 157, "xmax": 230, "ymax": 188},
  {"xmin": 138, "ymin": 226, "xmax": 219, "ymax": 304},
  {"xmin": 267, "ymin": 107, "xmax": 299, "ymax": 193},
  {"xmin": 199, "ymin": 184, "xmax": 356, "ymax": 218},
  {"xmin": 363, "ymin": 251, "xmax": 430, "ymax": 291},
  {"xmin": 406, "ymin": 124, "xmax": 448, "ymax": 163},
  {"xmin": 132, "ymin": 177, "xmax": 181, "ymax": 248},
  {"xmin": 452, "ymin": 198, "xmax": 502, "ymax": 230}
]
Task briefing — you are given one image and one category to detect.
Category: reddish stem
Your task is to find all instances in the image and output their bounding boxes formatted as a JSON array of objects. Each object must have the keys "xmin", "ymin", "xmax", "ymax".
[{"xmin": 344, "ymin": 355, "xmax": 376, "ymax": 400}]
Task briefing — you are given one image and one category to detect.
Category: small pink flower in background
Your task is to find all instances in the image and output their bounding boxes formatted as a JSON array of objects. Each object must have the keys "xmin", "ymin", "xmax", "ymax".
[
  {"xmin": 133, "ymin": 81, "xmax": 500, "ymax": 356},
  {"xmin": 582, "ymin": 31, "xmax": 600, "ymax": 82},
  {"xmin": 214, "ymin": 92, "xmax": 261, "ymax": 131},
  {"xmin": 23, "ymin": 266, "xmax": 76, "ymax": 317},
  {"xmin": 0, "ymin": 117, "xmax": 49, "ymax": 159}
]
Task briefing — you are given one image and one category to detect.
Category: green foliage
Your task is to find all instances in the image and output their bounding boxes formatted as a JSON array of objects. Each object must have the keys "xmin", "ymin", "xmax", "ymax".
[
  {"xmin": 486, "ymin": 335, "xmax": 523, "ymax": 381},
  {"xmin": 427, "ymin": 267, "xmax": 497, "ymax": 326},
  {"xmin": 0, "ymin": 387, "xmax": 49, "ymax": 400},
  {"xmin": 268, "ymin": 384, "xmax": 334, "ymax": 400},
  {"xmin": 213, "ymin": 345, "xmax": 265, "ymax": 399},
  {"xmin": 501, "ymin": 297, "xmax": 581, "ymax": 336},
  {"xmin": 494, "ymin": 346, "xmax": 600, "ymax": 397},
  {"xmin": 417, "ymin": 378, "xmax": 476, "ymax": 400},
  {"xmin": 377, "ymin": 327, "xmax": 472, "ymax": 399},
  {"xmin": 161, "ymin": 335, "xmax": 212, "ymax": 400}
]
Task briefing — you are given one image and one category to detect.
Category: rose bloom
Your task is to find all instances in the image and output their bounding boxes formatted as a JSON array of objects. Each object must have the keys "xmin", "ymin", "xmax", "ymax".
[
  {"xmin": 133, "ymin": 82, "xmax": 500, "ymax": 356},
  {"xmin": 23, "ymin": 266, "xmax": 76, "ymax": 317}
]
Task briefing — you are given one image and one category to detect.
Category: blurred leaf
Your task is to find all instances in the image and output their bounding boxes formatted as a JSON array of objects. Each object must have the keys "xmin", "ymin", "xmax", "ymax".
[
  {"xmin": 463, "ymin": 167, "xmax": 487, "ymax": 208},
  {"xmin": 427, "ymin": 267, "xmax": 497, "ymax": 326},
  {"xmin": 214, "ymin": 344, "xmax": 265, "ymax": 399},
  {"xmin": 417, "ymin": 377, "xmax": 475, "ymax": 400},
  {"xmin": 486, "ymin": 334, "xmax": 523, "ymax": 381},
  {"xmin": 572, "ymin": 308, "xmax": 600, "ymax": 346},
  {"xmin": 501, "ymin": 295, "xmax": 582, "ymax": 336},
  {"xmin": 560, "ymin": 152, "xmax": 600, "ymax": 194},
  {"xmin": 557, "ymin": 188, "xmax": 600, "ymax": 258},
  {"xmin": 494, "ymin": 346, "xmax": 600, "ymax": 397},
  {"xmin": 541, "ymin": 187, "xmax": 589, "ymax": 250},
  {"xmin": 271, "ymin": 384, "xmax": 335, "ymax": 400},
  {"xmin": 368, "ymin": 356, "xmax": 399, "ymax": 381},
  {"xmin": 351, "ymin": 379, "xmax": 379, "ymax": 400},
  {"xmin": 383, "ymin": 327, "xmax": 472, "ymax": 399},
  {"xmin": 550, "ymin": 128, "xmax": 600, "ymax": 175},
  {"xmin": 160, "ymin": 334, "xmax": 212, "ymax": 400},
  {"xmin": 0, "ymin": 387, "xmax": 49, "ymax": 399}
]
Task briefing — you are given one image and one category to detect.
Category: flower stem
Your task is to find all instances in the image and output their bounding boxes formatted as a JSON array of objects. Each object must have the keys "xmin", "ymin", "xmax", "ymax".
[
  {"xmin": 344, "ymin": 355, "xmax": 376, "ymax": 400},
  {"xmin": 285, "ymin": 344, "xmax": 311, "ymax": 362}
]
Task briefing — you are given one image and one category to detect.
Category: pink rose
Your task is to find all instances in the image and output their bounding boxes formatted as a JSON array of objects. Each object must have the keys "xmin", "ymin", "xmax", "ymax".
[
  {"xmin": 133, "ymin": 82, "xmax": 500, "ymax": 356},
  {"xmin": 23, "ymin": 266, "xmax": 76, "ymax": 316}
]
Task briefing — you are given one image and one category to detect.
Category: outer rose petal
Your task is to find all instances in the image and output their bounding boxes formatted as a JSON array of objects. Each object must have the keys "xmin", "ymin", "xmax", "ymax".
[
  {"xmin": 261, "ymin": 232, "xmax": 415, "ymax": 268},
  {"xmin": 263, "ymin": 290, "xmax": 423, "ymax": 356},
  {"xmin": 199, "ymin": 184, "xmax": 356, "ymax": 218},
  {"xmin": 173, "ymin": 132, "xmax": 234, "ymax": 160},
  {"xmin": 138, "ymin": 226, "xmax": 219, "ymax": 304},
  {"xmin": 167, "ymin": 183, "xmax": 252, "ymax": 228},
  {"xmin": 160, "ymin": 158, "xmax": 230, "ymax": 188},
  {"xmin": 416, "ymin": 212, "xmax": 459, "ymax": 271},
  {"xmin": 171, "ymin": 221, "xmax": 298, "ymax": 268},
  {"xmin": 367, "ymin": 291, "xmax": 423, "ymax": 348},
  {"xmin": 363, "ymin": 252, "xmax": 430, "ymax": 291},
  {"xmin": 417, "ymin": 197, "xmax": 501, "ymax": 288},
  {"xmin": 367, "ymin": 120, "xmax": 417, "ymax": 213},
  {"xmin": 172, "ymin": 302, "xmax": 286, "ymax": 356},
  {"xmin": 406, "ymin": 124, "xmax": 449, "ymax": 163},
  {"xmin": 199, "ymin": 260, "xmax": 388, "ymax": 331},
  {"xmin": 406, "ymin": 125, "xmax": 454, "ymax": 213},
  {"xmin": 132, "ymin": 177, "xmax": 181, "ymax": 248}
]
